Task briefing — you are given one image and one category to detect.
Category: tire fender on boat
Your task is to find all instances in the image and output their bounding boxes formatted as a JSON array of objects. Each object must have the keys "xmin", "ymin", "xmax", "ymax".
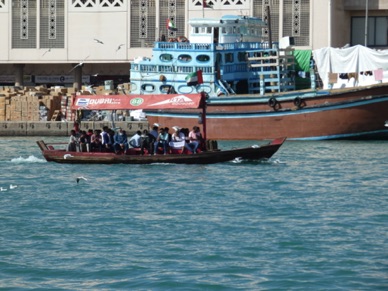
[
  {"xmin": 268, "ymin": 97, "xmax": 278, "ymax": 108},
  {"xmin": 294, "ymin": 97, "xmax": 303, "ymax": 107}
]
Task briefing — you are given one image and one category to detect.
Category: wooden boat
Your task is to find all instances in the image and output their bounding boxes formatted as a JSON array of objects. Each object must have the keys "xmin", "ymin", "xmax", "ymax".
[
  {"xmin": 146, "ymin": 83, "xmax": 388, "ymax": 140},
  {"xmin": 127, "ymin": 15, "xmax": 388, "ymax": 140},
  {"xmin": 37, "ymin": 93, "xmax": 286, "ymax": 164},
  {"xmin": 36, "ymin": 137, "xmax": 286, "ymax": 165}
]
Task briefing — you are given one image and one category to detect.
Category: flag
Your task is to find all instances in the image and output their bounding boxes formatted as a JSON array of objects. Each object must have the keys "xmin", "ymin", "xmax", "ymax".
[
  {"xmin": 185, "ymin": 70, "xmax": 203, "ymax": 86},
  {"xmin": 166, "ymin": 19, "xmax": 177, "ymax": 31},
  {"xmin": 203, "ymin": 0, "xmax": 213, "ymax": 8}
]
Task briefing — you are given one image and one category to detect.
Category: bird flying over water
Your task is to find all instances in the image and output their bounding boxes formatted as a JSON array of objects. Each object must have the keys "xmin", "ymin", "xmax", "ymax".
[
  {"xmin": 116, "ymin": 44, "xmax": 125, "ymax": 52},
  {"xmin": 68, "ymin": 55, "xmax": 90, "ymax": 73},
  {"xmin": 76, "ymin": 176, "xmax": 88, "ymax": 184},
  {"xmin": 42, "ymin": 48, "xmax": 51, "ymax": 56},
  {"xmin": 94, "ymin": 38, "xmax": 104, "ymax": 44}
]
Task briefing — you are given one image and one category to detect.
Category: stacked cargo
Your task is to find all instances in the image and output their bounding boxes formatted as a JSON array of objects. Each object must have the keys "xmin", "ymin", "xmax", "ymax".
[
  {"xmin": 0, "ymin": 84, "xmax": 130, "ymax": 122},
  {"xmin": 0, "ymin": 86, "xmax": 73, "ymax": 121}
]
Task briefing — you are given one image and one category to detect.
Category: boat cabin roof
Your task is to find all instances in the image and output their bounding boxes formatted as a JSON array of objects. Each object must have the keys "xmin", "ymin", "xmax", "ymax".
[{"xmin": 189, "ymin": 15, "xmax": 266, "ymax": 28}]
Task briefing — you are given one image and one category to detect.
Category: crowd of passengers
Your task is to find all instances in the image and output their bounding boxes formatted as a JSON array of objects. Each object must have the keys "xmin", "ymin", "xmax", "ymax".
[{"xmin": 68, "ymin": 122, "xmax": 204, "ymax": 155}]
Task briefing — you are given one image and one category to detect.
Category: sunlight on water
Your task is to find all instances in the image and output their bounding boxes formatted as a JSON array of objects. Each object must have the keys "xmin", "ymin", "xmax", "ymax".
[{"xmin": 0, "ymin": 137, "xmax": 387, "ymax": 290}]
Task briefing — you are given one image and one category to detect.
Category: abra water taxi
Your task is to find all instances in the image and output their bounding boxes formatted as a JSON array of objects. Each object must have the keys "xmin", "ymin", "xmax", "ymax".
[{"xmin": 37, "ymin": 93, "xmax": 286, "ymax": 164}]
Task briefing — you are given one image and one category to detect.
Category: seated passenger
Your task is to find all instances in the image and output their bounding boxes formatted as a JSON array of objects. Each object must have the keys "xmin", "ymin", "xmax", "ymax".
[
  {"xmin": 78, "ymin": 130, "xmax": 89, "ymax": 152},
  {"xmin": 68, "ymin": 129, "xmax": 78, "ymax": 152},
  {"xmin": 150, "ymin": 123, "xmax": 159, "ymax": 139},
  {"xmin": 185, "ymin": 126, "xmax": 202, "ymax": 154},
  {"xmin": 113, "ymin": 128, "xmax": 129, "ymax": 154},
  {"xmin": 129, "ymin": 130, "xmax": 142, "ymax": 148},
  {"xmin": 90, "ymin": 129, "xmax": 102, "ymax": 152},
  {"xmin": 140, "ymin": 129, "xmax": 156, "ymax": 155},
  {"xmin": 154, "ymin": 127, "xmax": 169, "ymax": 155},
  {"xmin": 101, "ymin": 126, "xmax": 113, "ymax": 152},
  {"xmin": 169, "ymin": 126, "xmax": 186, "ymax": 150}
]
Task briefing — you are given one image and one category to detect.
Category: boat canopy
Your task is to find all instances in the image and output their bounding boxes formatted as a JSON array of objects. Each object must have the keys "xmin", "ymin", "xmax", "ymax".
[{"xmin": 71, "ymin": 93, "xmax": 205, "ymax": 111}]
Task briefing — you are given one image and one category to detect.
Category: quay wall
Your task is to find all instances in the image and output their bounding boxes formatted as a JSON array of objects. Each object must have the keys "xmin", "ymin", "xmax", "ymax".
[{"xmin": 0, "ymin": 121, "xmax": 149, "ymax": 136}]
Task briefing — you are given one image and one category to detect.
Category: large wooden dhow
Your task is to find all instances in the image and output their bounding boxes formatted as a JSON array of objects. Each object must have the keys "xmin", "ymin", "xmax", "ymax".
[
  {"xmin": 146, "ymin": 83, "xmax": 388, "ymax": 140},
  {"xmin": 129, "ymin": 15, "xmax": 388, "ymax": 140}
]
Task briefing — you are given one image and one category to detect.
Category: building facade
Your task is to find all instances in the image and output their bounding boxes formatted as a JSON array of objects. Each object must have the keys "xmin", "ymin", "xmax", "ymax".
[{"xmin": 0, "ymin": 0, "xmax": 387, "ymax": 86}]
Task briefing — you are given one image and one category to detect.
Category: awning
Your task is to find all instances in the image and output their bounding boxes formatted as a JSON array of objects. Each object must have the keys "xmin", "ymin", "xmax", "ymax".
[{"xmin": 71, "ymin": 93, "xmax": 204, "ymax": 110}]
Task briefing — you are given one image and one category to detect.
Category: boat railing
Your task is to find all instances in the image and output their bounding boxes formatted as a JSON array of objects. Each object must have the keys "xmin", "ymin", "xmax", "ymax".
[
  {"xmin": 155, "ymin": 41, "xmax": 279, "ymax": 51},
  {"xmin": 156, "ymin": 42, "xmax": 214, "ymax": 51}
]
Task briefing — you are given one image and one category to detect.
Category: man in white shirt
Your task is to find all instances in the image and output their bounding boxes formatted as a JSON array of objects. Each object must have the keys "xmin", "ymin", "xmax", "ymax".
[{"xmin": 129, "ymin": 130, "xmax": 142, "ymax": 148}]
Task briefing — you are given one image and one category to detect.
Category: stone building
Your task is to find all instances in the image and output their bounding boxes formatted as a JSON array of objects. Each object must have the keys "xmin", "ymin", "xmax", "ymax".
[{"xmin": 0, "ymin": 0, "xmax": 387, "ymax": 87}]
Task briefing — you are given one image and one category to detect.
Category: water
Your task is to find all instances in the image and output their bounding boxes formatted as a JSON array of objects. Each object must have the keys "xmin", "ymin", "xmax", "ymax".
[{"xmin": 0, "ymin": 137, "xmax": 387, "ymax": 290}]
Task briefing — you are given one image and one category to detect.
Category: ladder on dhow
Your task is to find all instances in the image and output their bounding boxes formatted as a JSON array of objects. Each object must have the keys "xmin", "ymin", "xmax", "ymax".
[{"xmin": 51, "ymin": 110, "xmax": 61, "ymax": 121}]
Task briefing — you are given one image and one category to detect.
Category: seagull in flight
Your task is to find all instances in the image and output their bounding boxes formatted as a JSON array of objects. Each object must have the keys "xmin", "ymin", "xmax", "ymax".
[
  {"xmin": 94, "ymin": 38, "xmax": 104, "ymax": 44},
  {"xmin": 76, "ymin": 176, "xmax": 88, "ymax": 184},
  {"xmin": 116, "ymin": 44, "xmax": 125, "ymax": 52},
  {"xmin": 69, "ymin": 55, "xmax": 90, "ymax": 73},
  {"xmin": 42, "ymin": 48, "xmax": 51, "ymax": 56},
  {"xmin": 64, "ymin": 154, "xmax": 74, "ymax": 159}
]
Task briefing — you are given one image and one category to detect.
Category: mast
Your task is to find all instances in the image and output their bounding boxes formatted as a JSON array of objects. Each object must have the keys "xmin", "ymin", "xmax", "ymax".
[{"xmin": 364, "ymin": 0, "xmax": 368, "ymax": 47}]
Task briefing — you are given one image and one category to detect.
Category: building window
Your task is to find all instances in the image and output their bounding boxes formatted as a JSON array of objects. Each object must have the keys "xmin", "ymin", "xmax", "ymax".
[
  {"xmin": 351, "ymin": 16, "xmax": 388, "ymax": 47},
  {"xmin": 40, "ymin": 0, "xmax": 65, "ymax": 49},
  {"xmin": 12, "ymin": 0, "xmax": 37, "ymax": 48}
]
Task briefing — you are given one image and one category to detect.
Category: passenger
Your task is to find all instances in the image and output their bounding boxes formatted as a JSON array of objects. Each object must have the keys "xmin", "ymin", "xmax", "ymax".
[
  {"xmin": 140, "ymin": 129, "xmax": 156, "ymax": 155},
  {"xmin": 185, "ymin": 126, "xmax": 202, "ymax": 154},
  {"xmin": 129, "ymin": 130, "xmax": 142, "ymax": 148},
  {"xmin": 91, "ymin": 129, "xmax": 102, "ymax": 152},
  {"xmin": 113, "ymin": 128, "xmax": 129, "ymax": 154},
  {"xmin": 86, "ymin": 129, "xmax": 93, "ymax": 152},
  {"xmin": 171, "ymin": 126, "xmax": 185, "ymax": 142},
  {"xmin": 78, "ymin": 130, "xmax": 88, "ymax": 152},
  {"xmin": 73, "ymin": 122, "xmax": 80, "ymax": 136},
  {"xmin": 150, "ymin": 123, "xmax": 160, "ymax": 139},
  {"xmin": 170, "ymin": 126, "xmax": 186, "ymax": 153},
  {"xmin": 68, "ymin": 129, "xmax": 78, "ymax": 152},
  {"xmin": 164, "ymin": 127, "xmax": 172, "ymax": 143},
  {"xmin": 101, "ymin": 126, "xmax": 112, "ymax": 152},
  {"xmin": 154, "ymin": 127, "xmax": 169, "ymax": 155}
]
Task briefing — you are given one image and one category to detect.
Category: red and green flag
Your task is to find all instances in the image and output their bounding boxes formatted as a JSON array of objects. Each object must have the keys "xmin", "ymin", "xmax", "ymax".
[
  {"xmin": 185, "ymin": 70, "xmax": 203, "ymax": 86},
  {"xmin": 166, "ymin": 19, "xmax": 177, "ymax": 31}
]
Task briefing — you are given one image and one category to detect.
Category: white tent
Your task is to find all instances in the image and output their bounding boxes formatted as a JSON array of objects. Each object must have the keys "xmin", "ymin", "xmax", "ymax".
[{"xmin": 313, "ymin": 45, "xmax": 388, "ymax": 89}]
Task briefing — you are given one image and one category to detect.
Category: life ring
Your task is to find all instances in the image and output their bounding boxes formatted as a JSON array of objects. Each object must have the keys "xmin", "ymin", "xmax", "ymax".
[
  {"xmin": 177, "ymin": 36, "xmax": 188, "ymax": 43},
  {"xmin": 294, "ymin": 97, "xmax": 303, "ymax": 107},
  {"xmin": 268, "ymin": 97, "xmax": 278, "ymax": 108}
]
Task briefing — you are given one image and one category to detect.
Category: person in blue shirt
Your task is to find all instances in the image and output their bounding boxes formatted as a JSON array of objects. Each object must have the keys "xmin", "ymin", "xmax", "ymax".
[
  {"xmin": 113, "ymin": 128, "xmax": 128, "ymax": 154},
  {"xmin": 154, "ymin": 127, "xmax": 169, "ymax": 155}
]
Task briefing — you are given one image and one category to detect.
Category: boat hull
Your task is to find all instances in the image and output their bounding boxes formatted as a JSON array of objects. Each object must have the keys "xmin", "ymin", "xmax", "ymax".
[
  {"xmin": 146, "ymin": 85, "xmax": 388, "ymax": 140},
  {"xmin": 36, "ymin": 138, "xmax": 286, "ymax": 165}
]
